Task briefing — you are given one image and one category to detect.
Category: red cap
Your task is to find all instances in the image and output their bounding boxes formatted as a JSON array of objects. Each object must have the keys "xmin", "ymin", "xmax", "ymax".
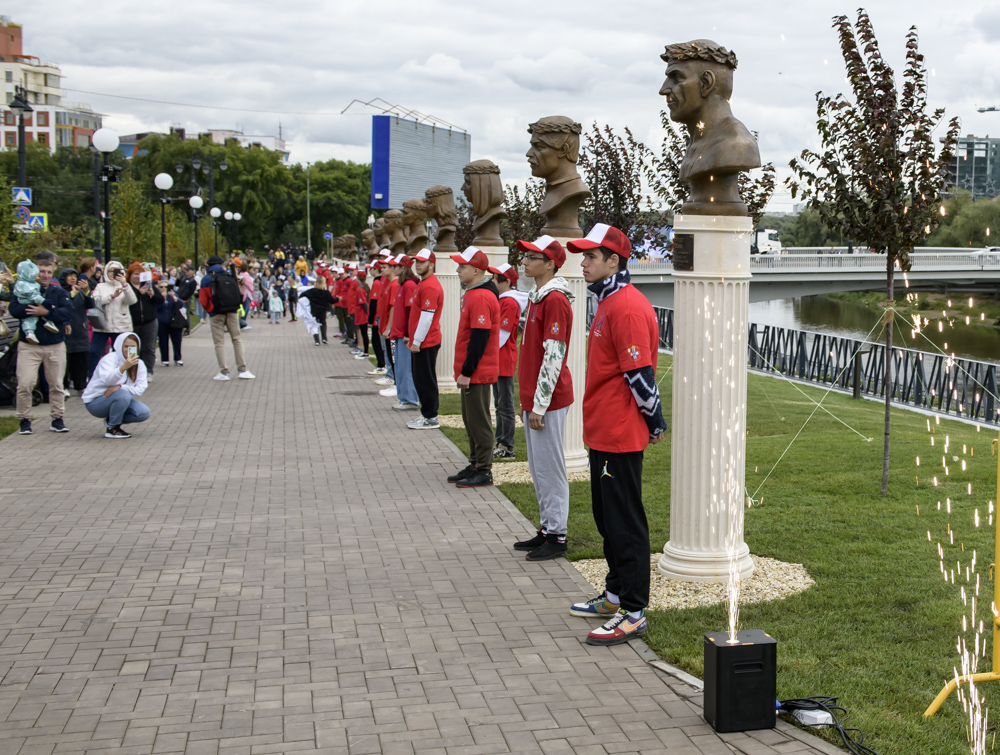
[
  {"xmin": 395, "ymin": 254, "xmax": 413, "ymax": 268},
  {"xmin": 450, "ymin": 246, "xmax": 490, "ymax": 270},
  {"xmin": 488, "ymin": 262, "xmax": 519, "ymax": 287},
  {"xmin": 515, "ymin": 235, "xmax": 566, "ymax": 268},
  {"xmin": 567, "ymin": 223, "xmax": 631, "ymax": 259},
  {"xmin": 414, "ymin": 249, "xmax": 436, "ymax": 263},
  {"xmin": 357, "ymin": 270, "xmax": 367, "ymax": 280}
]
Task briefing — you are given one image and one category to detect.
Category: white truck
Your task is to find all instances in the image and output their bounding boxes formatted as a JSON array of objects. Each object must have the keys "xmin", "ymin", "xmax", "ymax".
[{"xmin": 752, "ymin": 228, "xmax": 782, "ymax": 255}]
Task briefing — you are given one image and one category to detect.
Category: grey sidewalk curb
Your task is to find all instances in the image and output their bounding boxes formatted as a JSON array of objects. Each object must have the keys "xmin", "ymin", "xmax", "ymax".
[{"xmin": 435, "ymin": 431, "xmax": 846, "ymax": 755}]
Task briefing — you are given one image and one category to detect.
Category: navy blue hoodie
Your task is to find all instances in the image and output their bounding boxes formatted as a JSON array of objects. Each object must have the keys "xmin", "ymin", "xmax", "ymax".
[{"xmin": 8, "ymin": 274, "xmax": 73, "ymax": 345}]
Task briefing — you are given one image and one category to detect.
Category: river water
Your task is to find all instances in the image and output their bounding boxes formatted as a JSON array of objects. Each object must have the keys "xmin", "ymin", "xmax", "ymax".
[{"xmin": 748, "ymin": 297, "xmax": 1000, "ymax": 364}]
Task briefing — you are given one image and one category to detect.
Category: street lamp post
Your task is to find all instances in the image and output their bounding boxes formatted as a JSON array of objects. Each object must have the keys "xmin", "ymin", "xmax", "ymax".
[
  {"xmin": 224, "ymin": 211, "xmax": 233, "ymax": 252},
  {"xmin": 90, "ymin": 146, "xmax": 102, "ymax": 258},
  {"xmin": 233, "ymin": 212, "xmax": 242, "ymax": 253},
  {"xmin": 189, "ymin": 196, "xmax": 204, "ymax": 270},
  {"xmin": 154, "ymin": 173, "xmax": 174, "ymax": 273},
  {"xmin": 9, "ymin": 85, "xmax": 33, "ymax": 188},
  {"xmin": 210, "ymin": 207, "xmax": 222, "ymax": 254},
  {"xmin": 91, "ymin": 128, "xmax": 120, "ymax": 264},
  {"xmin": 176, "ymin": 151, "xmax": 227, "ymax": 212}
]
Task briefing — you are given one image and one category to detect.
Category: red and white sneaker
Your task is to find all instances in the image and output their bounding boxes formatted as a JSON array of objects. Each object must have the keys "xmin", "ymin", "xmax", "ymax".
[{"xmin": 586, "ymin": 609, "xmax": 647, "ymax": 646}]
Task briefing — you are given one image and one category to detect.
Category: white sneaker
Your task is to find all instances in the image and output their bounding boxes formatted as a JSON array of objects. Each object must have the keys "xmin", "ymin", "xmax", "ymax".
[
  {"xmin": 213, "ymin": 372, "xmax": 231, "ymax": 381},
  {"xmin": 161, "ymin": 361, "xmax": 169, "ymax": 367},
  {"xmin": 62, "ymin": 388, "xmax": 71, "ymax": 398},
  {"xmin": 379, "ymin": 386, "xmax": 397, "ymax": 398},
  {"xmin": 392, "ymin": 402, "xmax": 419, "ymax": 411},
  {"xmin": 147, "ymin": 374, "xmax": 154, "ymax": 383},
  {"xmin": 354, "ymin": 353, "xmax": 370, "ymax": 360},
  {"xmin": 367, "ymin": 368, "xmax": 386, "ymax": 375},
  {"xmin": 407, "ymin": 416, "xmax": 439, "ymax": 429},
  {"xmin": 238, "ymin": 370, "xmax": 256, "ymax": 379},
  {"xmin": 375, "ymin": 377, "xmax": 394, "ymax": 386},
  {"xmin": 175, "ymin": 360, "xmax": 183, "ymax": 366}
]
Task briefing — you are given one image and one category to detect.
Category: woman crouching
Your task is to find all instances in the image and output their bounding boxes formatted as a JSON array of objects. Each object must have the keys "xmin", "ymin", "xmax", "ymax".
[{"xmin": 81, "ymin": 332, "xmax": 151, "ymax": 438}]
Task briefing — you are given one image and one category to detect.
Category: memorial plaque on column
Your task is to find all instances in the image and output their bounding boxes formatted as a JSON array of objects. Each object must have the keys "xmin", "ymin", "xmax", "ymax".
[{"xmin": 672, "ymin": 233, "xmax": 694, "ymax": 272}]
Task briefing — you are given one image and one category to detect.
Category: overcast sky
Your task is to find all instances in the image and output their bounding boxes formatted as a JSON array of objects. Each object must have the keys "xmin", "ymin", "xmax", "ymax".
[{"xmin": 15, "ymin": 0, "xmax": 1000, "ymax": 210}]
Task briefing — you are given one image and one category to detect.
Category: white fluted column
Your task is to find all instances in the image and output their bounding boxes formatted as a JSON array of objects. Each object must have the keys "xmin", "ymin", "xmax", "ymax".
[
  {"xmin": 554, "ymin": 239, "xmax": 589, "ymax": 473},
  {"xmin": 658, "ymin": 215, "xmax": 755, "ymax": 582},
  {"xmin": 436, "ymin": 255, "xmax": 459, "ymax": 391}
]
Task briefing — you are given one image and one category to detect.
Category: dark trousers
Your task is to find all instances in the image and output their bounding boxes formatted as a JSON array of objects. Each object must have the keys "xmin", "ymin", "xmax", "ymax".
[
  {"xmin": 346, "ymin": 314, "xmax": 356, "ymax": 341},
  {"xmin": 412, "ymin": 345, "xmax": 440, "ymax": 419},
  {"xmin": 589, "ymin": 448, "xmax": 649, "ymax": 612},
  {"xmin": 384, "ymin": 333, "xmax": 394, "ymax": 371},
  {"xmin": 335, "ymin": 306, "xmax": 346, "ymax": 334},
  {"xmin": 492, "ymin": 375, "xmax": 515, "ymax": 451},
  {"xmin": 158, "ymin": 321, "xmax": 183, "ymax": 362},
  {"xmin": 88, "ymin": 331, "xmax": 119, "ymax": 379},
  {"xmin": 358, "ymin": 318, "xmax": 369, "ymax": 353},
  {"xmin": 461, "ymin": 382, "xmax": 494, "ymax": 472},
  {"xmin": 64, "ymin": 351, "xmax": 88, "ymax": 390},
  {"xmin": 371, "ymin": 324, "xmax": 385, "ymax": 368},
  {"xmin": 134, "ymin": 320, "xmax": 158, "ymax": 375}
]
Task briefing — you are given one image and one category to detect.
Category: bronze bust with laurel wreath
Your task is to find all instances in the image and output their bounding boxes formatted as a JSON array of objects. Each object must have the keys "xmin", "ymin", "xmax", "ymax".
[
  {"xmin": 659, "ymin": 39, "xmax": 760, "ymax": 216},
  {"xmin": 526, "ymin": 116, "xmax": 592, "ymax": 238}
]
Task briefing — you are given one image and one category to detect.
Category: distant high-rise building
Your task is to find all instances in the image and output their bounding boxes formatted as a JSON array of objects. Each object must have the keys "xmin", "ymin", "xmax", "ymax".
[
  {"xmin": 944, "ymin": 134, "xmax": 1000, "ymax": 200},
  {"xmin": 0, "ymin": 16, "xmax": 102, "ymax": 151}
]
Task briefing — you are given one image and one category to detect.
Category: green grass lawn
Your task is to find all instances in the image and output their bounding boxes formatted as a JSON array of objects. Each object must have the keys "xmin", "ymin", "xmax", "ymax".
[
  {"xmin": 0, "ymin": 416, "xmax": 18, "ymax": 440},
  {"xmin": 441, "ymin": 354, "xmax": 1000, "ymax": 754}
]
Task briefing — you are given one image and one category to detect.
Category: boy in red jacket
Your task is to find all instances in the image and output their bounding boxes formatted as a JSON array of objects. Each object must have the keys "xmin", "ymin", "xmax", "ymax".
[
  {"xmin": 566, "ymin": 224, "xmax": 666, "ymax": 646},
  {"xmin": 488, "ymin": 262, "xmax": 528, "ymax": 460},
  {"xmin": 446, "ymin": 246, "xmax": 500, "ymax": 488}
]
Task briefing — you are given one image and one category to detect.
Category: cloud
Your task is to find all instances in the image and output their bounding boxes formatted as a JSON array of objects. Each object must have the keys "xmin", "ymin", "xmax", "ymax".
[
  {"xmin": 398, "ymin": 54, "xmax": 485, "ymax": 87},
  {"xmin": 499, "ymin": 49, "xmax": 607, "ymax": 94}
]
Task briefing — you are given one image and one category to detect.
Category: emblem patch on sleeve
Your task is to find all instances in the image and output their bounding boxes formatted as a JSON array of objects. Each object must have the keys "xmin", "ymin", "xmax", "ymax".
[{"xmin": 628, "ymin": 345, "xmax": 640, "ymax": 361}]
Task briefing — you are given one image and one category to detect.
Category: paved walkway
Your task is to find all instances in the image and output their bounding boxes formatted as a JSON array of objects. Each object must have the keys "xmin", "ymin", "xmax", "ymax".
[{"xmin": 0, "ymin": 319, "xmax": 838, "ymax": 754}]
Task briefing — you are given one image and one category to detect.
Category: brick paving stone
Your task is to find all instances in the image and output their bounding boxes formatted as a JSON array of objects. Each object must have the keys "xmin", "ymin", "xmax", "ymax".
[{"xmin": 0, "ymin": 321, "xmax": 833, "ymax": 754}]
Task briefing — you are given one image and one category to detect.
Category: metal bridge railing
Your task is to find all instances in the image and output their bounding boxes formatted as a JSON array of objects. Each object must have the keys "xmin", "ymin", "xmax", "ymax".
[
  {"xmin": 652, "ymin": 306, "xmax": 1000, "ymax": 426},
  {"xmin": 628, "ymin": 251, "xmax": 1000, "ymax": 275}
]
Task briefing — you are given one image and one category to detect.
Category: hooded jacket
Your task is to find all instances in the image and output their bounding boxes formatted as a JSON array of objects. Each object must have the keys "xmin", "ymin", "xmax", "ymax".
[
  {"xmin": 129, "ymin": 280, "xmax": 164, "ymax": 327},
  {"xmin": 58, "ymin": 268, "xmax": 95, "ymax": 354},
  {"xmin": 92, "ymin": 261, "xmax": 138, "ymax": 333},
  {"xmin": 81, "ymin": 332, "xmax": 149, "ymax": 403}
]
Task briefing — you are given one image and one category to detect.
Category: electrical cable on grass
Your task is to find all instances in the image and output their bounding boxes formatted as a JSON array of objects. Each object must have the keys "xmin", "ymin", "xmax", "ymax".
[{"xmin": 779, "ymin": 697, "xmax": 880, "ymax": 755}]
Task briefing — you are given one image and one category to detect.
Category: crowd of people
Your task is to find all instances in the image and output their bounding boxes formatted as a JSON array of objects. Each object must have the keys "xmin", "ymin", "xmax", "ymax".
[{"xmin": 0, "ymin": 225, "xmax": 668, "ymax": 646}]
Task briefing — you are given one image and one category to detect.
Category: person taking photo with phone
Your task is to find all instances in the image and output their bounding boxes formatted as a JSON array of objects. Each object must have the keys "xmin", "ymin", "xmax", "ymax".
[
  {"xmin": 81, "ymin": 332, "xmax": 150, "ymax": 438},
  {"xmin": 127, "ymin": 263, "xmax": 164, "ymax": 381},
  {"xmin": 89, "ymin": 260, "xmax": 137, "ymax": 380}
]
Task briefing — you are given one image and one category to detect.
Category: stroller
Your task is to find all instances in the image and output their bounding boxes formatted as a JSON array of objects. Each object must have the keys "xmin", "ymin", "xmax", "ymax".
[{"xmin": 0, "ymin": 337, "xmax": 43, "ymax": 408}]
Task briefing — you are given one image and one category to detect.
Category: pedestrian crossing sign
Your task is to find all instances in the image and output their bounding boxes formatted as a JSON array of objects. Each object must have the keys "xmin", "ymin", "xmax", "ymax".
[
  {"xmin": 26, "ymin": 213, "xmax": 47, "ymax": 232},
  {"xmin": 11, "ymin": 187, "xmax": 31, "ymax": 205}
]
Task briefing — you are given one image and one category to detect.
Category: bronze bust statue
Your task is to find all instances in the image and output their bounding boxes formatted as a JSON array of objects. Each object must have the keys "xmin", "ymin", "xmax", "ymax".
[
  {"xmin": 383, "ymin": 209, "xmax": 407, "ymax": 255},
  {"xmin": 373, "ymin": 217, "xmax": 390, "ymax": 249},
  {"xmin": 425, "ymin": 185, "xmax": 458, "ymax": 254},
  {"xmin": 526, "ymin": 116, "xmax": 592, "ymax": 238},
  {"xmin": 361, "ymin": 228, "xmax": 378, "ymax": 260},
  {"xmin": 462, "ymin": 160, "xmax": 507, "ymax": 247},
  {"xmin": 659, "ymin": 39, "xmax": 761, "ymax": 216},
  {"xmin": 402, "ymin": 198, "xmax": 428, "ymax": 254}
]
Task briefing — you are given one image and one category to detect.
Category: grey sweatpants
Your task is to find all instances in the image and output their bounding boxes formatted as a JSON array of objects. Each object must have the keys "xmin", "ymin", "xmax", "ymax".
[{"xmin": 523, "ymin": 407, "xmax": 570, "ymax": 536}]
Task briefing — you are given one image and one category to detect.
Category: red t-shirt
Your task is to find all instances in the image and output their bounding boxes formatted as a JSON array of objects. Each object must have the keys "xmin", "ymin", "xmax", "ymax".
[
  {"xmin": 370, "ymin": 277, "xmax": 382, "ymax": 302},
  {"xmin": 497, "ymin": 295, "xmax": 522, "ymax": 378},
  {"xmin": 408, "ymin": 274, "xmax": 444, "ymax": 348},
  {"xmin": 378, "ymin": 278, "xmax": 398, "ymax": 333},
  {"xmin": 583, "ymin": 283, "xmax": 659, "ymax": 453},
  {"xmin": 390, "ymin": 278, "xmax": 417, "ymax": 339},
  {"xmin": 346, "ymin": 278, "xmax": 359, "ymax": 317},
  {"xmin": 518, "ymin": 290, "xmax": 573, "ymax": 413},
  {"xmin": 355, "ymin": 285, "xmax": 369, "ymax": 322},
  {"xmin": 454, "ymin": 284, "xmax": 499, "ymax": 384}
]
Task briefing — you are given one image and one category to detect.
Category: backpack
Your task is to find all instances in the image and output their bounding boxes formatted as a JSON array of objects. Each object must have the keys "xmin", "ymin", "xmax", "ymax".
[{"xmin": 210, "ymin": 271, "xmax": 242, "ymax": 314}]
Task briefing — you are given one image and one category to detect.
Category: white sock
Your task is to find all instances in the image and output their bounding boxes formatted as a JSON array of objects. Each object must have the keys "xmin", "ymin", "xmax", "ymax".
[
  {"xmin": 605, "ymin": 591, "xmax": 619, "ymax": 605},
  {"xmin": 628, "ymin": 610, "xmax": 643, "ymax": 620}
]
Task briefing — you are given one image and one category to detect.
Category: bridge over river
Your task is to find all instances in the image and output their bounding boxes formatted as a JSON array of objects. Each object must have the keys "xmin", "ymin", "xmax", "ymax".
[{"xmin": 630, "ymin": 250, "xmax": 1000, "ymax": 307}]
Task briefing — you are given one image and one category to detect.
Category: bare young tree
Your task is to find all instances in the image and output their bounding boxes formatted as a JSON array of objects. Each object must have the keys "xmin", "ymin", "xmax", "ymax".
[
  {"xmin": 500, "ymin": 181, "xmax": 545, "ymax": 267},
  {"xmin": 788, "ymin": 8, "xmax": 959, "ymax": 494}
]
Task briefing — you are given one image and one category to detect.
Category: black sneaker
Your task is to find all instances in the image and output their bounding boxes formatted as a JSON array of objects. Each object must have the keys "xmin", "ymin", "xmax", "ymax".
[
  {"xmin": 447, "ymin": 465, "xmax": 476, "ymax": 484},
  {"xmin": 513, "ymin": 530, "xmax": 546, "ymax": 551},
  {"xmin": 493, "ymin": 446, "xmax": 516, "ymax": 460},
  {"xmin": 526, "ymin": 539, "xmax": 568, "ymax": 561},
  {"xmin": 105, "ymin": 425, "xmax": 132, "ymax": 439},
  {"xmin": 456, "ymin": 469, "xmax": 493, "ymax": 488},
  {"xmin": 49, "ymin": 418, "xmax": 69, "ymax": 433},
  {"xmin": 18, "ymin": 419, "xmax": 32, "ymax": 435}
]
